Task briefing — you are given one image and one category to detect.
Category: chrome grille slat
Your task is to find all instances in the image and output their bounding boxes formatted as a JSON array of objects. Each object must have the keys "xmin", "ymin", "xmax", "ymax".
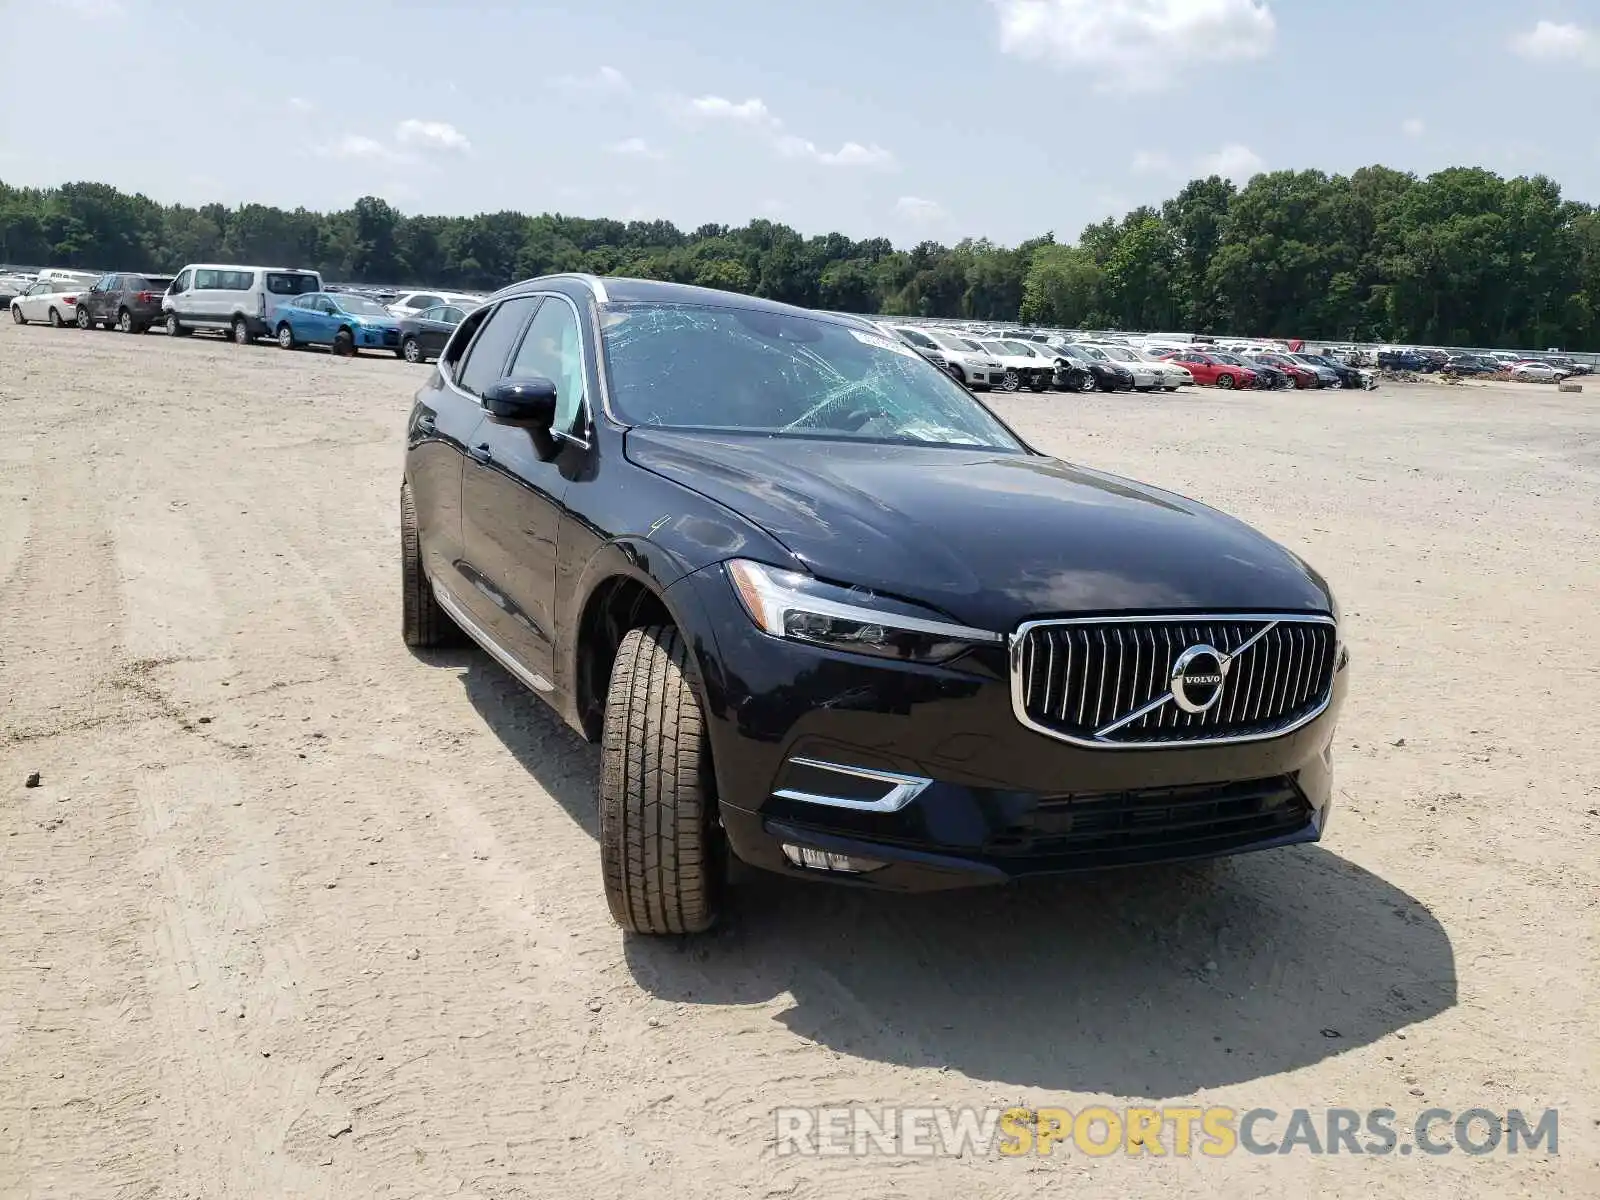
[{"xmin": 1015, "ymin": 614, "xmax": 1338, "ymax": 748}]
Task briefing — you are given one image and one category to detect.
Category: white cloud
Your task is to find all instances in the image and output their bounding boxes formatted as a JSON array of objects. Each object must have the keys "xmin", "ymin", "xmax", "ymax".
[
  {"xmin": 1510, "ymin": 20, "xmax": 1598, "ymax": 64},
  {"xmin": 1197, "ymin": 142, "xmax": 1266, "ymax": 182},
  {"xmin": 993, "ymin": 0, "xmax": 1275, "ymax": 90},
  {"xmin": 554, "ymin": 65, "xmax": 632, "ymax": 94},
  {"xmin": 288, "ymin": 96, "xmax": 314, "ymax": 114},
  {"xmin": 608, "ymin": 137, "xmax": 667, "ymax": 161},
  {"xmin": 395, "ymin": 119, "xmax": 471, "ymax": 153},
  {"xmin": 685, "ymin": 95, "xmax": 782, "ymax": 130},
  {"xmin": 1132, "ymin": 149, "xmax": 1177, "ymax": 174},
  {"xmin": 44, "ymin": 0, "xmax": 123, "ymax": 16},
  {"xmin": 1401, "ymin": 116, "xmax": 1426, "ymax": 138},
  {"xmin": 316, "ymin": 135, "xmax": 413, "ymax": 164},
  {"xmin": 775, "ymin": 136, "xmax": 895, "ymax": 167},
  {"xmin": 895, "ymin": 196, "xmax": 952, "ymax": 228}
]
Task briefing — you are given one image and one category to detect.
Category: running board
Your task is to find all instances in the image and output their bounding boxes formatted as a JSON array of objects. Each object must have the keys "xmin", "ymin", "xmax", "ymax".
[{"xmin": 432, "ymin": 580, "xmax": 555, "ymax": 694}]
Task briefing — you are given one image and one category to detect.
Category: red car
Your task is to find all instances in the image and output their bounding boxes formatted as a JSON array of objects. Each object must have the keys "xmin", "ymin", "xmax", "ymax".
[
  {"xmin": 1251, "ymin": 352, "xmax": 1319, "ymax": 388},
  {"xmin": 1159, "ymin": 351, "xmax": 1258, "ymax": 390}
]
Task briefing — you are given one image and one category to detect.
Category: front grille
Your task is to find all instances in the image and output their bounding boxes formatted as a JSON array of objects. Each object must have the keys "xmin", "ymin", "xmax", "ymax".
[
  {"xmin": 985, "ymin": 777, "xmax": 1312, "ymax": 866},
  {"xmin": 1012, "ymin": 615, "xmax": 1336, "ymax": 747}
]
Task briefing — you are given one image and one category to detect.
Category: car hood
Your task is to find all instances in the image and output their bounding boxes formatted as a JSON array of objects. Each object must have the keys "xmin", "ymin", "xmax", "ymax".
[{"xmin": 626, "ymin": 429, "xmax": 1334, "ymax": 631}]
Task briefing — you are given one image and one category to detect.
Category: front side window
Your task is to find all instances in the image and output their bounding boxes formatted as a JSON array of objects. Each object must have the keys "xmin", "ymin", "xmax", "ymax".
[
  {"xmin": 600, "ymin": 303, "xmax": 1025, "ymax": 450},
  {"xmin": 508, "ymin": 297, "xmax": 587, "ymax": 437},
  {"xmin": 171, "ymin": 270, "xmax": 191, "ymax": 293},
  {"xmin": 456, "ymin": 296, "xmax": 539, "ymax": 398}
]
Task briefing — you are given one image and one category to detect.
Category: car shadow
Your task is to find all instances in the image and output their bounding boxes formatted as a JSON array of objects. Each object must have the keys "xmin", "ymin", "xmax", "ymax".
[{"xmin": 453, "ymin": 650, "xmax": 1457, "ymax": 1099}]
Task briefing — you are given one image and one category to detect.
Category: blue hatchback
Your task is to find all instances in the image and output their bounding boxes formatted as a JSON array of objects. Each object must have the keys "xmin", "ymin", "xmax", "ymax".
[{"xmin": 271, "ymin": 291, "xmax": 403, "ymax": 355}]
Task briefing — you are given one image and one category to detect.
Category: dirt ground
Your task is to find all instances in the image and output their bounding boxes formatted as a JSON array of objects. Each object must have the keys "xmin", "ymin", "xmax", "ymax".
[{"xmin": 0, "ymin": 321, "xmax": 1594, "ymax": 1198}]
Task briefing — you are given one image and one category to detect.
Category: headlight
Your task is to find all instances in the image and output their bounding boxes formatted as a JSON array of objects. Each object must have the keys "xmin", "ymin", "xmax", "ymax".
[{"xmin": 726, "ymin": 559, "xmax": 1001, "ymax": 664}]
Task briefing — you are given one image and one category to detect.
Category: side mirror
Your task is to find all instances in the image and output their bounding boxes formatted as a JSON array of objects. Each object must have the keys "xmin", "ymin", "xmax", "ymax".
[{"xmin": 484, "ymin": 375, "xmax": 558, "ymax": 430}]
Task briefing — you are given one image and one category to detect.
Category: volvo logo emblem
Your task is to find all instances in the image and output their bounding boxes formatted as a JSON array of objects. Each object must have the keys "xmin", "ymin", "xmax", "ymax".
[{"xmin": 1170, "ymin": 644, "xmax": 1229, "ymax": 714}]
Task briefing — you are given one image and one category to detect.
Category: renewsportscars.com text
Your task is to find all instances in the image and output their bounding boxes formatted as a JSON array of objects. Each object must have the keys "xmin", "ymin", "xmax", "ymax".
[{"xmin": 774, "ymin": 1105, "xmax": 1560, "ymax": 1158}]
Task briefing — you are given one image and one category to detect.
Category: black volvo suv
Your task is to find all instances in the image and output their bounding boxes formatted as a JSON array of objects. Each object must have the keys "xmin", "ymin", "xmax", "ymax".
[{"xmin": 402, "ymin": 275, "xmax": 1348, "ymax": 935}]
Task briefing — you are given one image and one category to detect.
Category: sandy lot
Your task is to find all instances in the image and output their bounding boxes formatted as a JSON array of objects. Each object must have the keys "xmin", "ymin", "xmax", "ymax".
[{"xmin": 0, "ymin": 322, "xmax": 1595, "ymax": 1198}]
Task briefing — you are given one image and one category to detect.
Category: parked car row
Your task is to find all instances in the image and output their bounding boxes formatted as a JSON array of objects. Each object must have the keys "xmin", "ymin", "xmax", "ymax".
[{"xmin": 8, "ymin": 260, "xmax": 481, "ymax": 365}]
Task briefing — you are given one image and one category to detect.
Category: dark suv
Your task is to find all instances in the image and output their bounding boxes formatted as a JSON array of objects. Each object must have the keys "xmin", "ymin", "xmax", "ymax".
[
  {"xmin": 401, "ymin": 275, "xmax": 1348, "ymax": 935},
  {"xmin": 75, "ymin": 272, "xmax": 175, "ymax": 334}
]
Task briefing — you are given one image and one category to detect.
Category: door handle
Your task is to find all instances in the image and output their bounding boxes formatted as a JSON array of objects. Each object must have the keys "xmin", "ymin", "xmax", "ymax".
[
  {"xmin": 468, "ymin": 443, "xmax": 493, "ymax": 464},
  {"xmin": 415, "ymin": 415, "xmax": 436, "ymax": 435}
]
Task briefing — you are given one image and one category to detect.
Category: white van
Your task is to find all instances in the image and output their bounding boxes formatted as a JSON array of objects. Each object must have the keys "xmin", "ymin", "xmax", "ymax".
[{"xmin": 162, "ymin": 264, "xmax": 323, "ymax": 343}]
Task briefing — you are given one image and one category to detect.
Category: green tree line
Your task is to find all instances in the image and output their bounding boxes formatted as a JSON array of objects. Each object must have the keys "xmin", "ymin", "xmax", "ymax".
[{"xmin": 4, "ymin": 167, "xmax": 1598, "ymax": 348}]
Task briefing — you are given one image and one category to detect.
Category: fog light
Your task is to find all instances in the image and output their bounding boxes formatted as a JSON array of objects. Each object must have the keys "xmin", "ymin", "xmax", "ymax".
[{"xmin": 780, "ymin": 844, "xmax": 887, "ymax": 874}]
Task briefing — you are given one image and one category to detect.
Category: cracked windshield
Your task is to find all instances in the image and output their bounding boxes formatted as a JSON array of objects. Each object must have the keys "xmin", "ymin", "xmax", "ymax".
[{"xmin": 600, "ymin": 303, "xmax": 1023, "ymax": 450}]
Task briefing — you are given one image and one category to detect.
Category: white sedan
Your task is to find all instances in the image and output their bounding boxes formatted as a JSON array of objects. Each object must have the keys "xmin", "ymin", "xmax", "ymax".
[
  {"xmin": 1509, "ymin": 361, "xmax": 1567, "ymax": 382},
  {"xmin": 9, "ymin": 278, "xmax": 92, "ymax": 327}
]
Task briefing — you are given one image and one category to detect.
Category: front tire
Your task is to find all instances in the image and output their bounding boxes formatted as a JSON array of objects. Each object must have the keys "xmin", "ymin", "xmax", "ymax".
[
  {"xmin": 600, "ymin": 625, "xmax": 722, "ymax": 936},
  {"xmin": 332, "ymin": 328, "xmax": 355, "ymax": 357},
  {"xmin": 399, "ymin": 483, "xmax": 458, "ymax": 648},
  {"xmin": 166, "ymin": 314, "xmax": 190, "ymax": 337},
  {"xmin": 10, "ymin": 305, "xmax": 24, "ymax": 325},
  {"xmin": 1217, "ymin": 373, "xmax": 1236, "ymax": 390}
]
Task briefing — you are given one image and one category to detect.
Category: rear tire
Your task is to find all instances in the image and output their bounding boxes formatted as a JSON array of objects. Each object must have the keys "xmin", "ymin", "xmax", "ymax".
[
  {"xmin": 232, "ymin": 316, "xmax": 251, "ymax": 345},
  {"xmin": 402, "ymin": 336, "xmax": 423, "ymax": 364},
  {"xmin": 49, "ymin": 307, "xmax": 65, "ymax": 328},
  {"xmin": 75, "ymin": 307, "xmax": 92, "ymax": 330},
  {"xmin": 117, "ymin": 308, "xmax": 134, "ymax": 334},
  {"xmin": 599, "ymin": 625, "xmax": 722, "ymax": 936},
  {"xmin": 399, "ymin": 482, "xmax": 459, "ymax": 648},
  {"xmin": 276, "ymin": 322, "xmax": 296, "ymax": 350}
]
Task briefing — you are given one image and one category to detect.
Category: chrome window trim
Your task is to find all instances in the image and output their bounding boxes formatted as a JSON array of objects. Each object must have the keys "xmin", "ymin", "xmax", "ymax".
[
  {"xmin": 443, "ymin": 291, "xmax": 597, "ymax": 451},
  {"xmin": 773, "ymin": 757, "xmax": 933, "ymax": 813},
  {"xmin": 1009, "ymin": 612, "xmax": 1339, "ymax": 751}
]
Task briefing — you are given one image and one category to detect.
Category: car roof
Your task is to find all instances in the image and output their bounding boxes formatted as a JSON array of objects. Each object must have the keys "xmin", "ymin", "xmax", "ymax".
[{"xmin": 492, "ymin": 273, "xmax": 857, "ymax": 325}]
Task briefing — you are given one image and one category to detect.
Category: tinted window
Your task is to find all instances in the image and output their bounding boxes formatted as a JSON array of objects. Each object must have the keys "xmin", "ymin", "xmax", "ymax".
[
  {"xmin": 456, "ymin": 297, "xmax": 539, "ymax": 398},
  {"xmin": 172, "ymin": 270, "xmax": 191, "ymax": 293},
  {"xmin": 195, "ymin": 269, "xmax": 221, "ymax": 289},
  {"xmin": 600, "ymin": 303, "xmax": 1024, "ymax": 450},
  {"xmin": 139, "ymin": 276, "xmax": 174, "ymax": 291},
  {"xmin": 334, "ymin": 295, "xmax": 390, "ymax": 317},
  {"xmin": 895, "ymin": 328, "xmax": 937, "ymax": 349},
  {"xmin": 266, "ymin": 272, "xmax": 319, "ymax": 295},
  {"xmin": 407, "ymin": 294, "xmax": 444, "ymax": 309},
  {"xmin": 508, "ymin": 297, "xmax": 587, "ymax": 437}
]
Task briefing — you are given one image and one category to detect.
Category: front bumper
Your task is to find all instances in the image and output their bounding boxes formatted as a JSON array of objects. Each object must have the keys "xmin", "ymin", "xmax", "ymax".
[{"xmin": 668, "ymin": 565, "xmax": 1349, "ymax": 893}]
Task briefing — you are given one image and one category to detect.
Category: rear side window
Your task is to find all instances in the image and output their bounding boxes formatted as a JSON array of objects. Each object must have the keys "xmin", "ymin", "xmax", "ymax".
[
  {"xmin": 455, "ymin": 297, "xmax": 539, "ymax": 398},
  {"xmin": 407, "ymin": 293, "xmax": 444, "ymax": 309},
  {"xmin": 266, "ymin": 272, "xmax": 320, "ymax": 295}
]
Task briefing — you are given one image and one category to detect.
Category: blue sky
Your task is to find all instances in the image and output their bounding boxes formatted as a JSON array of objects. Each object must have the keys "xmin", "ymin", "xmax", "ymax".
[{"xmin": 1, "ymin": 0, "xmax": 1597, "ymax": 247}]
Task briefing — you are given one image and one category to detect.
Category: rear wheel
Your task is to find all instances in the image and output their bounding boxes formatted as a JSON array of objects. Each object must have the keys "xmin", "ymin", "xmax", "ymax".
[
  {"xmin": 402, "ymin": 335, "xmax": 423, "ymax": 364},
  {"xmin": 599, "ymin": 625, "xmax": 722, "ymax": 936},
  {"xmin": 75, "ymin": 307, "xmax": 92, "ymax": 330},
  {"xmin": 231, "ymin": 316, "xmax": 251, "ymax": 345},
  {"xmin": 49, "ymin": 307, "xmax": 65, "ymax": 328},
  {"xmin": 276, "ymin": 322, "xmax": 296, "ymax": 350},
  {"xmin": 117, "ymin": 308, "xmax": 135, "ymax": 334},
  {"xmin": 399, "ymin": 482, "xmax": 459, "ymax": 648}
]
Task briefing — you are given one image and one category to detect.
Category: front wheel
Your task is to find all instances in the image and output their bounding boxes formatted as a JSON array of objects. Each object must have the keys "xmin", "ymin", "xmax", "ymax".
[
  {"xmin": 1217, "ymin": 373, "xmax": 1236, "ymax": 390},
  {"xmin": 166, "ymin": 314, "xmax": 190, "ymax": 337},
  {"xmin": 10, "ymin": 305, "xmax": 24, "ymax": 325},
  {"xmin": 1001, "ymin": 369, "xmax": 1020, "ymax": 392},
  {"xmin": 600, "ymin": 625, "xmax": 722, "ymax": 935}
]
